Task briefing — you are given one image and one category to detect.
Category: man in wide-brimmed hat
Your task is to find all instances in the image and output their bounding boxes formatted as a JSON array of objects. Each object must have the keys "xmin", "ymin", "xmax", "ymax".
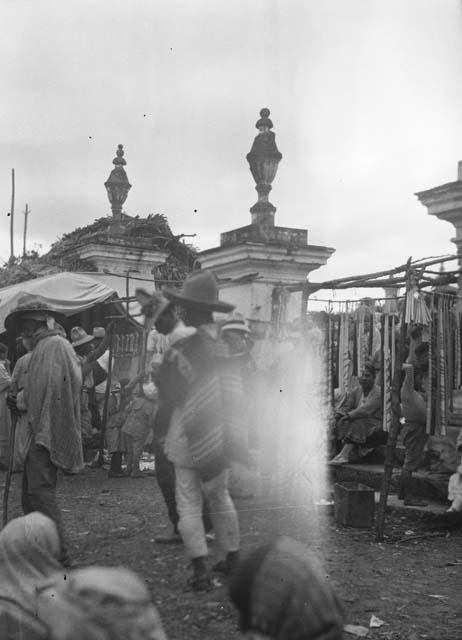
[
  {"xmin": 157, "ymin": 270, "xmax": 248, "ymax": 590},
  {"xmin": 137, "ymin": 290, "xmax": 213, "ymax": 543},
  {"xmin": 5, "ymin": 294, "xmax": 82, "ymax": 564}
]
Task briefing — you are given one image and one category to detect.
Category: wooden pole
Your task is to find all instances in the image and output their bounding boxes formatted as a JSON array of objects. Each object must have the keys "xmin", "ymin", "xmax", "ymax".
[
  {"xmin": 99, "ymin": 326, "xmax": 114, "ymax": 461},
  {"xmin": 22, "ymin": 203, "xmax": 29, "ymax": 258},
  {"xmin": 375, "ymin": 259, "xmax": 411, "ymax": 542},
  {"xmin": 9, "ymin": 169, "xmax": 15, "ymax": 263}
]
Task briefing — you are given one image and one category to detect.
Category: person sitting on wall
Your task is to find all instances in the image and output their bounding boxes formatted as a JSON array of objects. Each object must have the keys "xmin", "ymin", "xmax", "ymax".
[{"xmin": 331, "ymin": 363, "xmax": 384, "ymax": 465}]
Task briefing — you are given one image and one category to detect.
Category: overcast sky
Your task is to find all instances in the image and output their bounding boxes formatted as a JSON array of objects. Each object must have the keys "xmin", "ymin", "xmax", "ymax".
[{"xmin": 1, "ymin": 0, "xmax": 462, "ymax": 292}]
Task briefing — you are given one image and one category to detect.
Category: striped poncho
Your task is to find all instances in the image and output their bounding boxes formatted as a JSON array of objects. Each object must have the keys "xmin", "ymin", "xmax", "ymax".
[{"xmin": 159, "ymin": 323, "xmax": 249, "ymax": 481}]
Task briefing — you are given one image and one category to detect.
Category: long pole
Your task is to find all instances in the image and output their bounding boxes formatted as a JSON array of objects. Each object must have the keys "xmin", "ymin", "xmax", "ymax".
[
  {"xmin": 9, "ymin": 169, "xmax": 15, "ymax": 263},
  {"xmin": 23, "ymin": 203, "xmax": 29, "ymax": 258},
  {"xmin": 99, "ymin": 326, "xmax": 114, "ymax": 461}
]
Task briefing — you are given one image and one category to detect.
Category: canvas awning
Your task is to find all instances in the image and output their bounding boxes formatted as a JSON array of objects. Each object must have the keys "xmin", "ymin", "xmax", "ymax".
[{"xmin": 0, "ymin": 272, "xmax": 118, "ymax": 330}]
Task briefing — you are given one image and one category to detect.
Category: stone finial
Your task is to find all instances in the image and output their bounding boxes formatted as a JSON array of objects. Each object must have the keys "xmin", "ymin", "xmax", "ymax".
[
  {"xmin": 246, "ymin": 108, "xmax": 282, "ymax": 226},
  {"xmin": 255, "ymin": 107, "xmax": 273, "ymax": 131},
  {"xmin": 113, "ymin": 143, "xmax": 127, "ymax": 166},
  {"xmin": 104, "ymin": 144, "xmax": 132, "ymax": 218}
]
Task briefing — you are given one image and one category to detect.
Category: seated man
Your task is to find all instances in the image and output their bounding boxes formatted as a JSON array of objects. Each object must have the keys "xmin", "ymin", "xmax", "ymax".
[{"xmin": 331, "ymin": 364, "xmax": 384, "ymax": 464}]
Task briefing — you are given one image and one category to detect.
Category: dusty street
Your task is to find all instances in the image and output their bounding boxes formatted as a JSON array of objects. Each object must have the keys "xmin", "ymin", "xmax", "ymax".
[{"xmin": 2, "ymin": 467, "xmax": 461, "ymax": 640}]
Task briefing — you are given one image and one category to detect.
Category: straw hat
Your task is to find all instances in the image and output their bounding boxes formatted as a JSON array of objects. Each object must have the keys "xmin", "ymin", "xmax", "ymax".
[
  {"xmin": 70, "ymin": 327, "xmax": 95, "ymax": 348},
  {"xmin": 4, "ymin": 294, "xmax": 66, "ymax": 333},
  {"xmin": 162, "ymin": 270, "xmax": 234, "ymax": 313}
]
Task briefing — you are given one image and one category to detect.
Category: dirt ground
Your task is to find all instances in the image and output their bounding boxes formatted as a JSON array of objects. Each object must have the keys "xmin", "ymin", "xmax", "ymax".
[{"xmin": 2, "ymin": 466, "xmax": 461, "ymax": 640}]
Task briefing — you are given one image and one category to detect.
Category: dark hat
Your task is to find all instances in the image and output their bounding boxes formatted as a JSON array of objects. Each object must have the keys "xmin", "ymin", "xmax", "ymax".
[
  {"xmin": 162, "ymin": 270, "xmax": 234, "ymax": 313},
  {"xmin": 4, "ymin": 294, "xmax": 66, "ymax": 334},
  {"xmin": 135, "ymin": 289, "xmax": 171, "ymax": 323}
]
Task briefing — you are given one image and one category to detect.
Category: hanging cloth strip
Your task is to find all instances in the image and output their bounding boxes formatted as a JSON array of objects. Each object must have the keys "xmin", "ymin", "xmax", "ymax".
[
  {"xmin": 338, "ymin": 313, "xmax": 345, "ymax": 394},
  {"xmin": 357, "ymin": 308, "xmax": 366, "ymax": 374},
  {"xmin": 437, "ymin": 295, "xmax": 447, "ymax": 436},
  {"xmin": 382, "ymin": 314, "xmax": 392, "ymax": 432},
  {"xmin": 391, "ymin": 314, "xmax": 396, "ymax": 382},
  {"xmin": 447, "ymin": 298, "xmax": 455, "ymax": 413},
  {"xmin": 405, "ymin": 288, "xmax": 431, "ymax": 326},
  {"xmin": 456, "ymin": 310, "xmax": 462, "ymax": 389},
  {"xmin": 426, "ymin": 295, "xmax": 434, "ymax": 435},
  {"xmin": 339, "ymin": 312, "xmax": 350, "ymax": 394},
  {"xmin": 327, "ymin": 307, "xmax": 334, "ymax": 408}
]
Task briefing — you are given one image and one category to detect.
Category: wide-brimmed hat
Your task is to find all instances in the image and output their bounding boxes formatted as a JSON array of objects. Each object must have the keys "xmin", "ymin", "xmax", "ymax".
[
  {"xmin": 4, "ymin": 294, "xmax": 66, "ymax": 334},
  {"xmin": 162, "ymin": 270, "xmax": 234, "ymax": 313},
  {"xmin": 221, "ymin": 312, "xmax": 250, "ymax": 334},
  {"xmin": 71, "ymin": 326, "xmax": 95, "ymax": 348}
]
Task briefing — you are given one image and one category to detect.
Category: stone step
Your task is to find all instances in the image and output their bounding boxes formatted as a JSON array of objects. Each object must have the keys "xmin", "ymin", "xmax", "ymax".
[{"xmin": 329, "ymin": 462, "xmax": 451, "ymax": 503}]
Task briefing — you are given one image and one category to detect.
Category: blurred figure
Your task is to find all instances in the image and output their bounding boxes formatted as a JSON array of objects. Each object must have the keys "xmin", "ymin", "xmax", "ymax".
[
  {"xmin": 158, "ymin": 271, "xmax": 245, "ymax": 590},
  {"xmin": 71, "ymin": 327, "xmax": 99, "ymax": 440},
  {"xmin": 142, "ymin": 292, "xmax": 213, "ymax": 544},
  {"xmin": 0, "ymin": 341, "xmax": 12, "ymax": 469},
  {"xmin": 92, "ymin": 326, "xmax": 116, "ymax": 419},
  {"xmin": 9, "ymin": 338, "xmax": 33, "ymax": 472},
  {"xmin": 221, "ymin": 313, "xmax": 256, "ymax": 500},
  {"xmin": 121, "ymin": 367, "xmax": 159, "ymax": 477},
  {"xmin": 229, "ymin": 536, "xmax": 344, "ymax": 640},
  {"xmin": 0, "ymin": 512, "xmax": 63, "ymax": 639},
  {"xmin": 5, "ymin": 296, "xmax": 82, "ymax": 563},
  {"xmin": 36, "ymin": 566, "xmax": 167, "ymax": 640}
]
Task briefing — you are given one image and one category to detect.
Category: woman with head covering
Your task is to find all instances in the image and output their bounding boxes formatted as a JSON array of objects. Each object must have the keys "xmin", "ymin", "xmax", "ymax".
[
  {"xmin": 229, "ymin": 537, "xmax": 344, "ymax": 640},
  {"xmin": 0, "ymin": 512, "xmax": 63, "ymax": 638},
  {"xmin": 36, "ymin": 565, "xmax": 168, "ymax": 640}
]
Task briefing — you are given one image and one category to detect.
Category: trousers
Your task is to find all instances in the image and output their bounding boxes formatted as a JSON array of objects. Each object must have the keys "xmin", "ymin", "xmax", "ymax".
[
  {"xmin": 175, "ymin": 466, "xmax": 239, "ymax": 559},
  {"xmin": 22, "ymin": 441, "xmax": 66, "ymax": 550},
  {"xmin": 155, "ymin": 442, "xmax": 214, "ymax": 534}
]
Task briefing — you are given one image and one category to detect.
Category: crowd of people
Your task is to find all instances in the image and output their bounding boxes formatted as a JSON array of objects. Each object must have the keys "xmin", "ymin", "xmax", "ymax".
[{"xmin": 0, "ymin": 269, "xmax": 345, "ymax": 639}]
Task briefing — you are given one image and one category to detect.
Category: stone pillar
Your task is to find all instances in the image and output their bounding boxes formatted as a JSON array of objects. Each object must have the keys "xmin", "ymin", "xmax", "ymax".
[{"xmin": 416, "ymin": 162, "xmax": 462, "ymax": 289}]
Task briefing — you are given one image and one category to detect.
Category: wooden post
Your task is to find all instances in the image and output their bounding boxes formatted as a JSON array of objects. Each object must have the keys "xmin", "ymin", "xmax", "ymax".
[
  {"xmin": 375, "ymin": 261, "xmax": 411, "ymax": 542},
  {"xmin": 99, "ymin": 326, "xmax": 114, "ymax": 461},
  {"xmin": 22, "ymin": 203, "xmax": 29, "ymax": 258},
  {"xmin": 9, "ymin": 169, "xmax": 15, "ymax": 263}
]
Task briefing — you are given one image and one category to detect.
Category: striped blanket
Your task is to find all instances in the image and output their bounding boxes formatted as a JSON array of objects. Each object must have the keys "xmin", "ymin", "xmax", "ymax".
[{"xmin": 160, "ymin": 325, "xmax": 249, "ymax": 481}]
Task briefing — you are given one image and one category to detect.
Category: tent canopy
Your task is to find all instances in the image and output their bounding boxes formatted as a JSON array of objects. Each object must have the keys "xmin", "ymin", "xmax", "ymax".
[{"xmin": 0, "ymin": 272, "xmax": 117, "ymax": 331}]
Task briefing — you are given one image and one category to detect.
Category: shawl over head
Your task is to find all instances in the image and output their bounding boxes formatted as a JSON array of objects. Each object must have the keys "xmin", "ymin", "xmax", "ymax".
[
  {"xmin": 0, "ymin": 513, "xmax": 62, "ymax": 610},
  {"xmin": 36, "ymin": 566, "xmax": 167, "ymax": 640},
  {"xmin": 24, "ymin": 332, "xmax": 83, "ymax": 472},
  {"xmin": 230, "ymin": 537, "xmax": 344, "ymax": 640}
]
